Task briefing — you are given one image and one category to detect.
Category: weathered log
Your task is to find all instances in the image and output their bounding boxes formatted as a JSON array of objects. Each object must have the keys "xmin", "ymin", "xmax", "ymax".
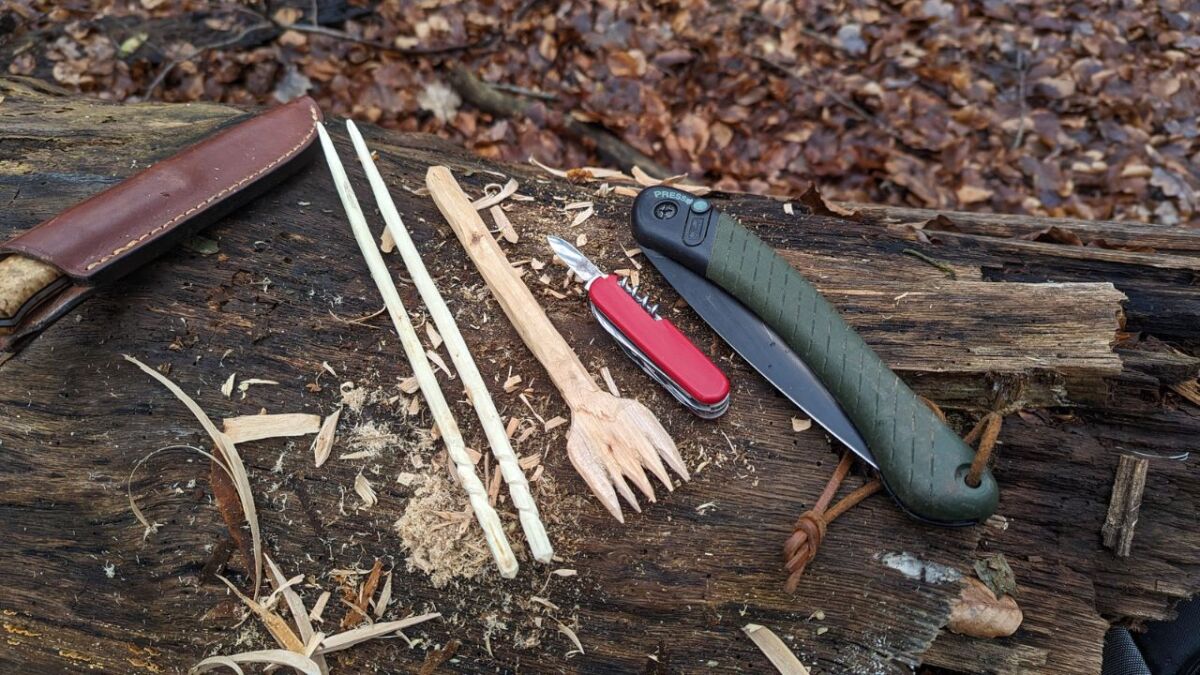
[{"xmin": 0, "ymin": 79, "xmax": 1198, "ymax": 675}]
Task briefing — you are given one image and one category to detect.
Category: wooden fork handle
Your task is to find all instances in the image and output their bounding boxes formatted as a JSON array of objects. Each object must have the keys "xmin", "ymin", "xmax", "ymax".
[{"xmin": 427, "ymin": 166, "xmax": 597, "ymax": 407}]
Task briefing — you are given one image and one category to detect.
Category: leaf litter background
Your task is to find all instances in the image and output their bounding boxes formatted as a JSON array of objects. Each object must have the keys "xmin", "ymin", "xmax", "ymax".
[{"xmin": 3, "ymin": 0, "xmax": 1198, "ymax": 225}]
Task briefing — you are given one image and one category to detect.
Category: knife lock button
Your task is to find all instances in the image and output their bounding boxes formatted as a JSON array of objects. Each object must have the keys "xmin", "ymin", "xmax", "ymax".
[{"xmin": 683, "ymin": 211, "xmax": 710, "ymax": 247}]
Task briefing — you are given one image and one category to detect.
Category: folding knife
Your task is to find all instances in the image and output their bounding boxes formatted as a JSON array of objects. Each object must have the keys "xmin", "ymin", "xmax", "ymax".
[
  {"xmin": 547, "ymin": 236, "xmax": 730, "ymax": 418},
  {"xmin": 630, "ymin": 188, "xmax": 999, "ymax": 525}
]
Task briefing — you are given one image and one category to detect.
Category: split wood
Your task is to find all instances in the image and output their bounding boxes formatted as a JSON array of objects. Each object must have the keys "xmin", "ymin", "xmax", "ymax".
[
  {"xmin": 317, "ymin": 125, "xmax": 518, "ymax": 579},
  {"xmin": 1102, "ymin": 453, "xmax": 1149, "ymax": 557},
  {"xmin": 346, "ymin": 120, "xmax": 552, "ymax": 563},
  {"xmin": 426, "ymin": 166, "xmax": 688, "ymax": 523}
]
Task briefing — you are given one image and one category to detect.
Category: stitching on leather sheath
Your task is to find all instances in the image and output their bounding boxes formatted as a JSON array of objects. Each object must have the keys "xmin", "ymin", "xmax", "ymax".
[{"xmin": 84, "ymin": 103, "xmax": 320, "ymax": 272}]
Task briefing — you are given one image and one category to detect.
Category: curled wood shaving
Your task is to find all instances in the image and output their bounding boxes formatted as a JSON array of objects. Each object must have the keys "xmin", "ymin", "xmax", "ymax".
[
  {"xmin": 354, "ymin": 473, "xmax": 378, "ymax": 509},
  {"xmin": 128, "ymin": 444, "xmax": 220, "ymax": 540},
  {"xmin": 317, "ymin": 613, "xmax": 442, "ymax": 654},
  {"xmin": 471, "ymin": 178, "xmax": 518, "ymax": 210},
  {"xmin": 238, "ymin": 378, "xmax": 279, "ymax": 392},
  {"xmin": 556, "ymin": 620, "xmax": 585, "ymax": 656},
  {"xmin": 190, "ymin": 649, "xmax": 322, "ymax": 675},
  {"xmin": 490, "ymin": 205, "xmax": 519, "ymax": 244},
  {"xmin": 222, "ymin": 413, "xmax": 321, "ymax": 444},
  {"xmin": 123, "ymin": 355, "xmax": 264, "ymax": 598},
  {"xmin": 530, "ymin": 596, "xmax": 560, "ymax": 611},
  {"xmin": 529, "ymin": 157, "xmax": 569, "ymax": 178},
  {"xmin": 742, "ymin": 623, "xmax": 810, "ymax": 675},
  {"xmin": 311, "ymin": 407, "xmax": 342, "ymax": 469}
]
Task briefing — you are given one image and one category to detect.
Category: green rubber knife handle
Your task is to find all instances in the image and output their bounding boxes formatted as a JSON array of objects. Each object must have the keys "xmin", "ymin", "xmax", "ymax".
[{"xmin": 631, "ymin": 189, "xmax": 999, "ymax": 524}]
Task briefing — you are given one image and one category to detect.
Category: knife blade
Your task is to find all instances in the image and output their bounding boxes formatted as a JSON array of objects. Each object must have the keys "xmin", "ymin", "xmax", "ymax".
[{"xmin": 630, "ymin": 187, "xmax": 999, "ymax": 525}]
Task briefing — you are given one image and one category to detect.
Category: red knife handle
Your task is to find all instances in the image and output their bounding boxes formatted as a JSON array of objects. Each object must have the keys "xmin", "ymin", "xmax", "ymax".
[{"xmin": 588, "ymin": 275, "xmax": 730, "ymax": 406}]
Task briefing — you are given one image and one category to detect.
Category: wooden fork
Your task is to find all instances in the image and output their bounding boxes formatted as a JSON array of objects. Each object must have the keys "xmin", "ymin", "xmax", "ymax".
[{"xmin": 426, "ymin": 166, "xmax": 689, "ymax": 522}]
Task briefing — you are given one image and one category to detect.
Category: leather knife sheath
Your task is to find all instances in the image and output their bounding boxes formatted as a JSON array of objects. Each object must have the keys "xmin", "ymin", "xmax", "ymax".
[{"xmin": 0, "ymin": 95, "xmax": 323, "ymax": 354}]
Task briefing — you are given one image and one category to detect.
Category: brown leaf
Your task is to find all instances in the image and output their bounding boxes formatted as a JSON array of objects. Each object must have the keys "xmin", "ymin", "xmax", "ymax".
[{"xmin": 947, "ymin": 577, "xmax": 1023, "ymax": 638}]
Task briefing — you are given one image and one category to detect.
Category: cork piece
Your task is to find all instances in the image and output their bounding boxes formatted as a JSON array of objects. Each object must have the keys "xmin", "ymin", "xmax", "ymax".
[{"xmin": 0, "ymin": 255, "xmax": 62, "ymax": 319}]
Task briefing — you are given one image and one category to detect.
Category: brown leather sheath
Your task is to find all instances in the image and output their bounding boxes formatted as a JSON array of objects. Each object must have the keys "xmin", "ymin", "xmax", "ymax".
[{"xmin": 0, "ymin": 96, "xmax": 323, "ymax": 353}]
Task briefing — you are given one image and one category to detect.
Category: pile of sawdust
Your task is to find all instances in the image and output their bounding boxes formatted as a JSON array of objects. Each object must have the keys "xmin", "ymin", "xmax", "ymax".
[{"xmin": 394, "ymin": 470, "xmax": 490, "ymax": 588}]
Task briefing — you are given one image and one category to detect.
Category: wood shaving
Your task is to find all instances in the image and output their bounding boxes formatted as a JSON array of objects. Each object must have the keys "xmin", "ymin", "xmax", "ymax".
[
  {"xmin": 394, "ymin": 471, "xmax": 490, "ymax": 588},
  {"xmin": 600, "ymin": 367, "xmax": 620, "ymax": 397},
  {"xmin": 783, "ymin": 203, "xmax": 795, "ymax": 215},
  {"xmin": 343, "ymin": 559, "xmax": 384, "ymax": 630},
  {"xmin": 556, "ymin": 620, "xmax": 584, "ymax": 656},
  {"xmin": 309, "ymin": 591, "xmax": 331, "ymax": 623},
  {"xmin": 552, "ymin": 568, "xmax": 577, "ymax": 577},
  {"xmin": 354, "ymin": 472, "xmax": 378, "ymax": 509},
  {"xmin": 222, "ymin": 413, "xmax": 321, "ymax": 444},
  {"xmin": 123, "ymin": 355, "xmax": 264, "ymax": 598},
  {"xmin": 491, "ymin": 205, "xmax": 519, "ymax": 244},
  {"xmin": 503, "ymin": 375, "xmax": 522, "ymax": 392},
  {"xmin": 791, "ymin": 417, "xmax": 812, "ymax": 433},
  {"xmin": 217, "ymin": 575, "xmax": 304, "ymax": 652},
  {"xmin": 311, "ymin": 407, "xmax": 342, "ymax": 468},
  {"xmin": 563, "ymin": 201, "xmax": 592, "ymax": 210},
  {"xmin": 191, "ymin": 649, "xmax": 322, "ymax": 675},
  {"xmin": 425, "ymin": 322, "xmax": 443, "ymax": 350},
  {"xmin": 471, "ymin": 178, "xmax": 518, "ymax": 210},
  {"xmin": 220, "ymin": 373, "xmax": 236, "ymax": 398},
  {"xmin": 575, "ymin": 233, "xmax": 589, "ymax": 247},
  {"xmin": 614, "ymin": 186, "xmax": 640, "ymax": 197},
  {"xmin": 373, "ymin": 571, "xmax": 393, "ymax": 619},
  {"xmin": 425, "ymin": 349, "xmax": 456, "ymax": 378},
  {"xmin": 530, "ymin": 596, "xmax": 560, "ymax": 611},
  {"xmin": 570, "ymin": 206, "xmax": 594, "ymax": 227},
  {"xmin": 317, "ymin": 613, "xmax": 441, "ymax": 655},
  {"xmin": 264, "ymin": 554, "xmax": 327, "ymax": 673},
  {"xmin": 530, "ymin": 258, "xmax": 545, "ymax": 270},
  {"xmin": 238, "ymin": 378, "xmax": 279, "ymax": 392},
  {"xmin": 518, "ymin": 454, "xmax": 541, "ymax": 471},
  {"xmin": 543, "ymin": 416, "xmax": 567, "ymax": 432},
  {"xmin": 742, "ymin": 623, "xmax": 810, "ymax": 674}
]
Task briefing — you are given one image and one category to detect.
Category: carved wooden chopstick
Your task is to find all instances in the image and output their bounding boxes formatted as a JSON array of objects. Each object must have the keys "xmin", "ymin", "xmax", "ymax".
[{"xmin": 316, "ymin": 124, "xmax": 519, "ymax": 578}]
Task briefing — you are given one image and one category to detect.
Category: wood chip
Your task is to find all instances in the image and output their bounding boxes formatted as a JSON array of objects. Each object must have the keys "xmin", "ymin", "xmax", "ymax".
[
  {"xmin": 530, "ymin": 258, "xmax": 545, "ymax": 270},
  {"xmin": 503, "ymin": 375, "xmax": 522, "ymax": 392},
  {"xmin": 791, "ymin": 417, "xmax": 812, "ymax": 433},
  {"xmin": 575, "ymin": 233, "xmax": 588, "ymax": 247},
  {"xmin": 222, "ymin": 413, "xmax": 321, "ymax": 444},
  {"xmin": 471, "ymin": 178, "xmax": 518, "ymax": 210},
  {"xmin": 354, "ymin": 472, "xmax": 378, "ymax": 509},
  {"xmin": 399, "ymin": 376, "xmax": 420, "ymax": 394},
  {"xmin": 518, "ymin": 453, "xmax": 541, "ymax": 470},
  {"xmin": 783, "ymin": 203, "xmax": 795, "ymax": 215},
  {"xmin": 543, "ymin": 416, "xmax": 568, "ymax": 432},
  {"xmin": 380, "ymin": 226, "xmax": 396, "ymax": 253},
  {"xmin": 311, "ymin": 407, "xmax": 342, "ymax": 468},
  {"xmin": 742, "ymin": 623, "xmax": 810, "ymax": 674},
  {"xmin": 1102, "ymin": 454, "xmax": 1149, "ymax": 557},
  {"xmin": 505, "ymin": 416, "xmax": 520, "ymax": 438},
  {"xmin": 220, "ymin": 373, "xmax": 236, "ymax": 398},
  {"xmin": 491, "ymin": 205, "xmax": 519, "ymax": 244}
]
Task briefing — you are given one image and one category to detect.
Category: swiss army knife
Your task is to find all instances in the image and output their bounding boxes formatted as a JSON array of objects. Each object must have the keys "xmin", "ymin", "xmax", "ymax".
[
  {"xmin": 547, "ymin": 236, "xmax": 731, "ymax": 418},
  {"xmin": 630, "ymin": 189, "xmax": 999, "ymax": 525}
]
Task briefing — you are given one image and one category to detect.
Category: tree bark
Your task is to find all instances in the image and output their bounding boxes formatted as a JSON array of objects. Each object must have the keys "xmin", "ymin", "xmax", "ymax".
[{"xmin": 1, "ymin": 79, "xmax": 1198, "ymax": 675}]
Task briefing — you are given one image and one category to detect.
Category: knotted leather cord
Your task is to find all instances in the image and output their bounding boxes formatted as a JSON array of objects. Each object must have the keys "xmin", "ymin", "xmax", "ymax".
[{"xmin": 782, "ymin": 400, "xmax": 1006, "ymax": 592}]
